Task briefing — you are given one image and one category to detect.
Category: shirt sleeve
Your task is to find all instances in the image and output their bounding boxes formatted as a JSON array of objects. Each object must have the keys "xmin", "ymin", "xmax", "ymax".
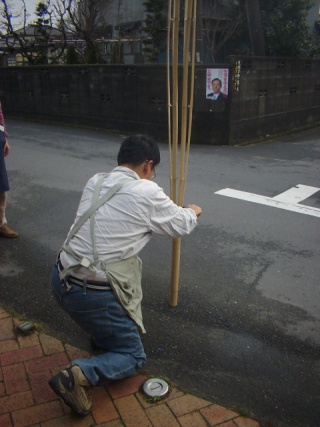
[{"xmin": 149, "ymin": 186, "xmax": 198, "ymax": 237}]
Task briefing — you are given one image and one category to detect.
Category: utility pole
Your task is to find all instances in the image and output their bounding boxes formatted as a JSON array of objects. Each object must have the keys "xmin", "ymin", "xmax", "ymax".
[{"xmin": 245, "ymin": 0, "xmax": 265, "ymax": 56}]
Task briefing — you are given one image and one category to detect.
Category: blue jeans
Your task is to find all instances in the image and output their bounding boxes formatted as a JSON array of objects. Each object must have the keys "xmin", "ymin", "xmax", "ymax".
[{"xmin": 50, "ymin": 265, "xmax": 146, "ymax": 386}]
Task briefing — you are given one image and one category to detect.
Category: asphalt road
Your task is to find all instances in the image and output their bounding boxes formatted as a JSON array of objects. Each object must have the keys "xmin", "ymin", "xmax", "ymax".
[{"xmin": 1, "ymin": 120, "xmax": 319, "ymax": 427}]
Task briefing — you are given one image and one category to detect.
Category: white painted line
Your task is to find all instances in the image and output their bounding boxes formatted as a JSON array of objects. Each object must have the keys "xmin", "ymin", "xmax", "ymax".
[
  {"xmin": 272, "ymin": 184, "xmax": 320, "ymax": 203},
  {"xmin": 215, "ymin": 188, "xmax": 320, "ymax": 218}
]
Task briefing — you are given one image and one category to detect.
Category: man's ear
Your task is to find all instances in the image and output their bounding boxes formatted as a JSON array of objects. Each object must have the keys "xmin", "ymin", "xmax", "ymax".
[{"xmin": 144, "ymin": 160, "xmax": 153, "ymax": 176}]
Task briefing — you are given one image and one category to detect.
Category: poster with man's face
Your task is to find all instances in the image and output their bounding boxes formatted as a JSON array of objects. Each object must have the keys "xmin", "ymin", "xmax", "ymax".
[{"xmin": 206, "ymin": 68, "xmax": 229, "ymax": 101}]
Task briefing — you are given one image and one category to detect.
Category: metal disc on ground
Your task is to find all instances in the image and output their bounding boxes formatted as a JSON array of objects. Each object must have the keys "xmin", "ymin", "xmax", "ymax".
[{"xmin": 142, "ymin": 378, "xmax": 169, "ymax": 398}]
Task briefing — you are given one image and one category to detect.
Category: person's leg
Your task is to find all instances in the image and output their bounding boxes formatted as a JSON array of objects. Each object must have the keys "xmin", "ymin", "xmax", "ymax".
[
  {"xmin": 72, "ymin": 299, "xmax": 146, "ymax": 385},
  {"xmin": 0, "ymin": 132, "xmax": 18, "ymax": 238},
  {"xmin": 0, "ymin": 191, "xmax": 6, "ymax": 227},
  {"xmin": 49, "ymin": 264, "xmax": 146, "ymax": 413},
  {"xmin": 0, "ymin": 191, "xmax": 18, "ymax": 237}
]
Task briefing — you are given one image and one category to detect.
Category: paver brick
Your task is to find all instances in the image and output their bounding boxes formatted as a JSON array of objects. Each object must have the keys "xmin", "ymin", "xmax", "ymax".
[
  {"xmin": 18, "ymin": 333, "xmax": 40, "ymax": 349},
  {"xmin": 39, "ymin": 333, "xmax": 65, "ymax": 355},
  {"xmin": 145, "ymin": 403, "xmax": 180, "ymax": 427},
  {"xmin": 0, "ymin": 391, "xmax": 34, "ymax": 414},
  {"xmin": 136, "ymin": 385, "xmax": 185, "ymax": 409},
  {"xmin": 41, "ymin": 413, "xmax": 95, "ymax": 427},
  {"xmin": 0, "ymin": 317, "xmax": 15, "ymax": 341},
  {"xmin": 0, "ymin": 308, "xmax": 10, "ymax": 320},
  {"xmin": 64, "ymin": 343, "xmax": 90, "ymax": 361},
  {"xmin": 3, "ymin": 363, "xmax": 29, "ymax": 395},
  {"xmin": 114, "ymin": 394, "xmax": 152, "ymax": 427},
  {"xmin": 234, "ymin": 416, "xmax": 260, "ymax": 427},
  {"xmin": 0, "ymin": 412, "xmax": 13, "ymax": 427},
  {"xmin": 28, "ymin": 369, "xmax": 57, "ymax": 404},
  {"xmin": 178, "ymin": 410, "xmax": 209, "ymax": 427},
  {"xmin": 24, "ymin": 352, "xmax": 69, "ymax": 373},
  {"xmin": 201, "ymin": 404, "xmax": 239, "ymax": 426},
  {"xmin": 11, "ymin": 400, "xmax": 64, "ymax": 427},
  {"xmin": 0, "ymin": 345, "xmax": 43, "ymax": 366},
  {"xmin": 0, "ymin": 381, "xmax": 6, "ymax": 396},
  {"xmin": 107, "ymin": 374, "xmax": 146, "ymax": 399},
  {"xmin": 0, "ymin": 339, "xmax": 19, "ymax": 354},
  {"xmin": 167, "ymin": 394, "xmax": 211, "ymax": 417},
  {"xmin": 90, "ymin": 386, "xmax": 119, "ymax": 424},
  {"xmin": 217, "ymin": 422, "xmax": 237, "ymax": 427},
  {"xmin": 96, "ymin": 420, "xmax": 127, "ymax": 427}
]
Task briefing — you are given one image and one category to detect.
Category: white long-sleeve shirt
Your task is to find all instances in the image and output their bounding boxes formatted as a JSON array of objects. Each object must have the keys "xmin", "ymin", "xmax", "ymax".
[{"xmin": 60, "ymin": 166, "xmax": 198, "ymax": 280}]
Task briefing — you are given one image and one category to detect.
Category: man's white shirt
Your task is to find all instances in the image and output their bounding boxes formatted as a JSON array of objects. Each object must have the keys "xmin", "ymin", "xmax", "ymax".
[{"xmin": 60, "ymin": 167, "xmax": 198, "ymax": 280}]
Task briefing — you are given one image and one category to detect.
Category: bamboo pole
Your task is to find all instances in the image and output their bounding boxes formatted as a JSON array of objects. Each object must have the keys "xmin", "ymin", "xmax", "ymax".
[
  {"xmin": 169, "ymin": 0, "xmax": 181, "ymax": 306},
  {"xmin": 169, "ymin": 0, "xmax": 197, "ymax": 307},
  {"xmin": 167, "ymin": 0, "xmax": 172, "ymax": 194},
  {"xmin": 178, "ymin": 0, "xmax": 192, "ymax": 207},
  {"xmin": 182, "ymin": 0, "xmax": 197, "ymax": 198},
  {"xmin": 170, "ymin": 0, "xmax": 180, "ymax": 204}
]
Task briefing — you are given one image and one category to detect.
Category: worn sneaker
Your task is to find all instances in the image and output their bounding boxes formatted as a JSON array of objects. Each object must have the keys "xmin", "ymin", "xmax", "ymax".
[{"xmin": 49, "ymin": 365, "xmax": 92, "ymax": 415}]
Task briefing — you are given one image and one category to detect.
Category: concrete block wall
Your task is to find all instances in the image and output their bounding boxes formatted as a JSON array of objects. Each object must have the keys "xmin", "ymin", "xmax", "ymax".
[{"xmin": 0, "ymin": 58, "xmax": 319, "ymax": 145}]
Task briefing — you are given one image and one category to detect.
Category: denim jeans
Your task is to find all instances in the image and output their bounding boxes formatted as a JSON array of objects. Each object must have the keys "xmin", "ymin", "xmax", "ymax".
[{"xmin": 50, "ymin": 265, "xmax": 146, "ymax": 386}]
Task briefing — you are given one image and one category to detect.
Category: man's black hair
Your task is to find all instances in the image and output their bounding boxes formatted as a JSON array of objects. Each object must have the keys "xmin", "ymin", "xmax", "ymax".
[
  {"xmin": 212, "ymin": 78, "xmax": 222, "ymax": 85},
  {"xmin": 117, "ymin": 135, "xmax": 160, "ymax": 167}
]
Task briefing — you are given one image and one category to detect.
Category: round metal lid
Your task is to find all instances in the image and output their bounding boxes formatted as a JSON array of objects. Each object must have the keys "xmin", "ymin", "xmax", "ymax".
[{"xmin": 142, "ymin": 378, "xmax": 169, "ymax": 398}]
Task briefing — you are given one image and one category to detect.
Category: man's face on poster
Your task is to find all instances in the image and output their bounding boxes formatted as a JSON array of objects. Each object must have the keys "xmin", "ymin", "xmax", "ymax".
[{"xmin": 212, "ymin": 79, "xmax": 221, "ymax": 94}]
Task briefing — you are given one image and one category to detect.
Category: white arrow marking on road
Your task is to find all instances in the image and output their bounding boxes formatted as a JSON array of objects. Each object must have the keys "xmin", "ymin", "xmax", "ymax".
[{"xmin": 215, "ymin": 184, "xmax": 320, "ymax": 218}]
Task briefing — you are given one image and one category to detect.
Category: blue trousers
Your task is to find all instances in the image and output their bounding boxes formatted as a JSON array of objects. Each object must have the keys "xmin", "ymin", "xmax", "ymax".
[
  {"xmin": 0, "ymin": 130, "xmax": 9, "ymax": 192},
  {"xmin": 50, "ymin": 265, "xmax": 146, "ymax": 386}
]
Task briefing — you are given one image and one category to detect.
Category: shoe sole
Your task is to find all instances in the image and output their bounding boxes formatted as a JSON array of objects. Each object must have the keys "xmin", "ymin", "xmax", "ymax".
[
  {"xmin": 0, "ymin": 233, "xmax": 19, "ymax": 238},
  {"xmin": 49, "ymin": 377, "xmax": 90, "ymax": 416}
]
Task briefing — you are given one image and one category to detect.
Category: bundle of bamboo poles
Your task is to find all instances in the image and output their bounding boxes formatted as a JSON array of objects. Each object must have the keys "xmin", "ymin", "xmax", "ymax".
[{"xmin": 167, "ymin": 0, "xmax": 197, "ymax": 306}]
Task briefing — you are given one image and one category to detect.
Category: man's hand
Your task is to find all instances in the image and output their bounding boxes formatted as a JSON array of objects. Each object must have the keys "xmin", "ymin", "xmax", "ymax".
[
  {"xmin": 4, "ymin": 140, "xmax": 10, "ymax": 157},
  {"xmin": 187, "ymin": 204, "xmax": 202, "ymax": 217}
]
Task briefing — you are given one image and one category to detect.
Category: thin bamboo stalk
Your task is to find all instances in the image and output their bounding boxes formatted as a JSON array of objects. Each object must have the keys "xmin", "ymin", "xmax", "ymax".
[
  {"xmin": 182, "ymin": 0, "xmax": 197, "ymax": 197},
  {"xmin": 167, "ymin": 0, "xmax": 172, "ymax": 196},
  {"xmin": 170, "ymin": 0, "xmax": 180, "ymax": 204},
  {"xmin": 169, "ymin": 0, "xmax": 181, "ymax": 307},
  {"xmin": 178, "ymin": 0, "xmax": 193, "ymax": 207}
]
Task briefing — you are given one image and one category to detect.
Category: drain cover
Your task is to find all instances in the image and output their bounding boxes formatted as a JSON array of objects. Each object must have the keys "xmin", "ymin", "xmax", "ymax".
[{"xmin": 143, "ymin": 378, "xmax": 169, "ymax": 398}]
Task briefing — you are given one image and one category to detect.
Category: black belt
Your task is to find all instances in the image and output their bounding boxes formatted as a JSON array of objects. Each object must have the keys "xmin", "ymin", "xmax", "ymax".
[
  {"xmin": 57, "ymin": 256, "xmax": 112, "ymax": 292},
  {"xmin": 67, "ymin": 275, "xmax": 112, "ymax": 291}
]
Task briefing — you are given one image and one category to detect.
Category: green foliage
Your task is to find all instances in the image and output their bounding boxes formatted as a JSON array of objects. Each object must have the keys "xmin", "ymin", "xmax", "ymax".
[
  {"xmin": 143, "ymin": 0, "xmax": 166, "ymax": 63},
  {"xmin": 66, "ymin": 45, "xmax": 79, "ymax": 64},
  {"xmin": 35, "ymin": 2, "xmax": 51, "ymax": 26},
  {"xmin": 260, "ymin": 0, "xmax": 318, "ymax": 58}
]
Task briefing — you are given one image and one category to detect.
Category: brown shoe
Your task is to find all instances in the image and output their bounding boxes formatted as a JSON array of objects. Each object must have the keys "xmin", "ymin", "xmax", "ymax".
[
  {"xmin": 49, "ymin": 365, "xmax": 92, "ymax": 415},
  {"xmin": 0, "ymin": 224, "xmax": 19, "ymax": 239}
]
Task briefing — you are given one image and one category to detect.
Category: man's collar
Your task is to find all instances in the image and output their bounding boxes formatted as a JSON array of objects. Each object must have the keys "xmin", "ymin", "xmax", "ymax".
[{"xmin": 113, "ymin": 166, "xmax": 140, "ymax": 180}]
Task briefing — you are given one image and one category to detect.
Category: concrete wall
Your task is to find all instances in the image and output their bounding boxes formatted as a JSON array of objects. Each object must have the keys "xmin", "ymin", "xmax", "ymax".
[
  {"xmin": 0, "ymin": 57, "xmax": 319, "ymax": 145},
  {"xmin": 228, "ymin": 57, "xmax": 320, "ymax": 145}
]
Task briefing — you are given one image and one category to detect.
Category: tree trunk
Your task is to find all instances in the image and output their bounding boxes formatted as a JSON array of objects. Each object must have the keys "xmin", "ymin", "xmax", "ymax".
[{"xmin": 245, "ymin": 0, "xmax": 265, "ymax": 56}]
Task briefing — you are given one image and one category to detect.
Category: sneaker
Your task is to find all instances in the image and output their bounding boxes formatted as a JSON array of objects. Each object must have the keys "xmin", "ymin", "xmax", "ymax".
[
  {"xmin": 0, "ymin": 224, "xmax": 19, "ymax": 239},
  {"xmin": 49, "ymin": 365, "xmax": 92, "ymax": 415}
]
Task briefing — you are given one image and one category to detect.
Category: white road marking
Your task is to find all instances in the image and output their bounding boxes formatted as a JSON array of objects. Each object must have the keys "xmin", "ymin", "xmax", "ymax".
[
  {"xmin": 272, "ymin": 184, "xmax": 320, "ymax": 203},
  {"xmin": 215, "ymin": 185, "xmax": 320, "ymax": 218}
]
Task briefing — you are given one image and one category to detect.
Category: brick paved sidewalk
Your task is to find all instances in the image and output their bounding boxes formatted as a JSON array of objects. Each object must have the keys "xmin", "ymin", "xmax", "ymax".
[{"xmin": 0, "ymin": 307, "xmax": 261, "ymax": 427}]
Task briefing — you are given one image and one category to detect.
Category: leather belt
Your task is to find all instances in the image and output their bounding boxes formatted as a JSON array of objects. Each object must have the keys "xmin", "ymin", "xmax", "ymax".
[
  {"xmin": 57, "ymin": 256, "xmax": 111, "ymax": 292},
  {"xmin": 67, "ymin": 275, "xmax": 112, "ymax": 291}
]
